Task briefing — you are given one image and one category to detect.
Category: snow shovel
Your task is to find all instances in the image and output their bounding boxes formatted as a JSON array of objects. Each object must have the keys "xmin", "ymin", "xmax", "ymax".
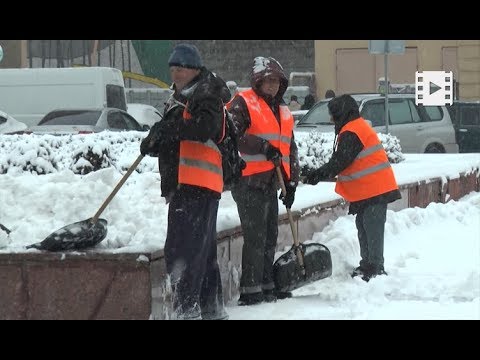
[
  {"xmin": 0, "ymin": 223, "xmax": 11, "ymax": 235},
  {"xmin": 273, "ymin": 167, "xmax": 332, "ymax": 293},
  {"xmin": 26, "ymin": 154, "xmax": 145, "ymax": 252}
]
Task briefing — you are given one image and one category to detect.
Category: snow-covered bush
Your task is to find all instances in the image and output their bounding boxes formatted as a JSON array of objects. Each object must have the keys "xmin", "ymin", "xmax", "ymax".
[
  {"xmin": 0, "ymin": 132, "xmax": 158, "ymax": 175},
  {"xmin": 377, "ymin": 133, "xmax": 405, "ymax": 164},
  {"xmin": 0, "ymin": 137, "xmax": 57, "ymax": 175},
  {"xmin": 296, "ymin": 130, "xmax": 405, "ymax": 175},
  {"xmin": 0, "ymin": 130, "xmax": 405, "ymax": 176}
]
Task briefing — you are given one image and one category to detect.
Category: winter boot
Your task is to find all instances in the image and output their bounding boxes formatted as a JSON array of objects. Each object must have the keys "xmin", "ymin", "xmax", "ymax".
[
  {"xmin": 238, "ymin": 292, "xmax": 264, "ymax": 306},
  {"xmin": 351, "ymin": 264, "xmax": 370, "ymax": 278},
  {"xmin": 262, "ymin": 289, "xmax": 277, "ymax": 303},
  {"xmin": 362, "ymin": 266, "xmax": 388, "ymax": 282},
  {"xmin": 274, "ymin": 290, "xmax": 292, "ymax": 299},
  {"xmin": 202, "ymin": 309, "xmax": 229, "ymax": 320}
]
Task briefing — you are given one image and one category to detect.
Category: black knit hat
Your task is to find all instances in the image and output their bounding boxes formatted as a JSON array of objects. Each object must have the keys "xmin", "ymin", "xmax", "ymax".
[
  {"xmin": 328, "ymin": 94, "xmax": 359, "ymax": 121},
  {"xmin": 168, "ymin": 43, "xmax": 203, "ymax": 69}
]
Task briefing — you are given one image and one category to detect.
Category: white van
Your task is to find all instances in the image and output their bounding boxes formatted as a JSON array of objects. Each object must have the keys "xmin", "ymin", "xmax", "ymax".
[{"xmin": 0, "ymin": 67, "xmax": 127, "ymax": 126}]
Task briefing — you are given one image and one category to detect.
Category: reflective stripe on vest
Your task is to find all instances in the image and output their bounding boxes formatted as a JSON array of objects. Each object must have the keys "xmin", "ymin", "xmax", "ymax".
[
  {"xmin": 335, "ymin": 118, "xmax": 399, "ymax": 202},
  {"xmin": 238, "ymin": 89, "xmax": 294, "ymax": 179},
  {"xmin": 178, "ymin": 107, "xmax": 223, "ymax": 193}
]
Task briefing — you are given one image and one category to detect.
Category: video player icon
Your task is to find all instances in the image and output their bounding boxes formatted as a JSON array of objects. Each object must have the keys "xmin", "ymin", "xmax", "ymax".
[
  {"xmin": 415, "ymin": 71, "xmax": 453, "ymax": 106},
  {"xmin": 429, "ymin": 81, "xmax": 441, "ymax": 95}
]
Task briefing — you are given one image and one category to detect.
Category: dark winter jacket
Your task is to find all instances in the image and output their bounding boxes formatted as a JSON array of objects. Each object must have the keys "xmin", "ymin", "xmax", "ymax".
[
  {"xmin": 228, "ymin": 57, "xmax": 300, "ymax": 190},
  {"xmin": 301, "ymin": 94, "xmax": 316, "ymax": 110},
  {"xmin": 150, "ymin": 67, "xmax": 231, "ymax": 201},
  {"xmin": 315, "ymin": 95, "xmax": 401, "ymax": 214}
]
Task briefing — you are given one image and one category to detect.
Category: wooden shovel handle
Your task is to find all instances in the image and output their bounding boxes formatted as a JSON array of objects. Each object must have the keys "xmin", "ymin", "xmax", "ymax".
[
  {"xmin": 91, "ymin": 154, "xmax": 144, "ymax": 224},
  {"xmin": 276, "ymin": 167, "xmax": 305, "ymax": 268}
]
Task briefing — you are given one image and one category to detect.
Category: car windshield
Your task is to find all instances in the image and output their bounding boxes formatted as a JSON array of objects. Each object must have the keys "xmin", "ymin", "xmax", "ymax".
[
  {"xmin": 297, "ymin": 98, "xmax": 365, "ymax": 126},
  {"xmin": 296, "ymin": 101, "xmax": 331, "ymax": 126},
  {"xmin": 39, "ymin": 110, "xmax": 102, "ymax": 126}
]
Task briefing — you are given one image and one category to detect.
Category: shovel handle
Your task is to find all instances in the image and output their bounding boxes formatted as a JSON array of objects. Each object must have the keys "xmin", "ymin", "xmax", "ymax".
[
  {"xmin": 276, "ymin": 167, "xmax": 305, "ymax": 268},
  {"xmin": 91, "ymin": 154, "xmax": 145, "ymax": 224}
]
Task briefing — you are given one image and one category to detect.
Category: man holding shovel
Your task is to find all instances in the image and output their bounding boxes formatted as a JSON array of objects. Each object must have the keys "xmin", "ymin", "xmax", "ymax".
[
  {"xmin": 140, "ymin": 43, "xmax": 231, "ymax": 320},
  {"xmin": 228, "ymin": 56, "xmax": 300, "ymax": 306},
  {"xmin": 304, "ymin": 95, "xmax": 401, "ymax": 282}
]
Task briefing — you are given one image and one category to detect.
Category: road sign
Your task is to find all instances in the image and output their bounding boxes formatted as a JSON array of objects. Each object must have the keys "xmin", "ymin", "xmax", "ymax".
[{"xmin": 368, "ymin": 40, "xmax": 405, "ymax": 54}]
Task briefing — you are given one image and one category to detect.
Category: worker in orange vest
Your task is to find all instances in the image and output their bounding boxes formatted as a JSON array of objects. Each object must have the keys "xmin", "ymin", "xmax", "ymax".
[
  {"xmin": 228, "ymin": 57, "xmax": 300, "ymax": 305},
  {"xmin": 140, "ymin": 43, "xmax": 231, "ymax": 319},
  {"xmin": 304, "ymin": 94, "xmax": 401, "ymax": 282}
]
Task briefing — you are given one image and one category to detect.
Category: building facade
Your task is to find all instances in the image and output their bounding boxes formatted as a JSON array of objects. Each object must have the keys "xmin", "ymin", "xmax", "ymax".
[
  {"xmin": 314, "ymin": 40, "xmax": 480, "ymax": 101},
  {"xmin": 2, "ymin": 40, "xmax": 478, "ymax": 100}
]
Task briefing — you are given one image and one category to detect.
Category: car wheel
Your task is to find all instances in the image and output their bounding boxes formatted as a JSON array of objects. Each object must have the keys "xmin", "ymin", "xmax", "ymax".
[{"xmin": 425, "ymin": 144, "xmax": 445, "ymax": 153}]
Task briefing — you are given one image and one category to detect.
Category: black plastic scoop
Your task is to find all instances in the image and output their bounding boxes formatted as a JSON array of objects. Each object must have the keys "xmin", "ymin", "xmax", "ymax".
[{"xmin": 0, "ymin": 223, "xmax": 11, "ymax": 235}]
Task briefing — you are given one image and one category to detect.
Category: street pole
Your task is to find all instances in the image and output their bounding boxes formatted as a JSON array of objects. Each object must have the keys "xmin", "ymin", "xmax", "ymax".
[
  {"xmin": 384, "ymin": 53, "xmax": 389, "ymax": 134},
  {"xmin": 369, "ymin": 40, "xmax": 404, "ymax": 135}
]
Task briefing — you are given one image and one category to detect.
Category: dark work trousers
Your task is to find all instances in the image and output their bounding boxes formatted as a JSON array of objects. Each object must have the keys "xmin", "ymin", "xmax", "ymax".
[
  {"xmin": 355, "ymin": 202, "xmax": 388, "ymax": 271},
  {"xmin": 164, "ymin": 190, "xmax": 225, "ymax": 320},
  {"xmin": 232, "ymin": 184, "xmax": 278, "ymax": 295}
]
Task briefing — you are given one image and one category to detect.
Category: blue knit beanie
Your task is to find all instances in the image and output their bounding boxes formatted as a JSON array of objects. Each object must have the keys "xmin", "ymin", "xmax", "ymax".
[{"xmin": 168, "ymin": 43, "xmax": 203, "ymax": 69}]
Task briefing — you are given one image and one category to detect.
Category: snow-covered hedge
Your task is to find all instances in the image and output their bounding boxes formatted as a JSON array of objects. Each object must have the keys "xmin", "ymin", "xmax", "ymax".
[
  {"xmin": 0, "ymin": 132, "xmax": 158, "ymax": 175},
  {"xmin": 0, "ymin": 130, "xmax": 405, "ymax": 176},
  {"xmin": 295, "ymin": 131, "xmax": 405, "ymax": 175}
]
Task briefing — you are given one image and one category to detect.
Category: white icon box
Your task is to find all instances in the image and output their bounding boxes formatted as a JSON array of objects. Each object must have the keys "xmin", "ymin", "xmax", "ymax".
[{"xmin": 415, "ymin": 71, "xmax": 453, "ymax": 106}]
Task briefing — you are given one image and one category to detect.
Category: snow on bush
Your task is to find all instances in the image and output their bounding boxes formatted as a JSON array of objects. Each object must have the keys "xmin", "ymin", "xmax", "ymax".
[
  {"xmin": 296, "ymin": 130, "xmax": 405, "ymax": 175},
  {"xmin": 0, "ymin": 130, "xmax": 405, "ymax": 175},
  {"xmin": 0, "ymin": 131, "xmax": 158, "ymax": 175}
]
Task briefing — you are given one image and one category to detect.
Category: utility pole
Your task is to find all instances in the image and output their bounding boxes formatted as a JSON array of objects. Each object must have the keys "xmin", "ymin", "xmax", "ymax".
[{"xmin": 369, "ymin": 40, "xmax": 405, "ymax": 134}]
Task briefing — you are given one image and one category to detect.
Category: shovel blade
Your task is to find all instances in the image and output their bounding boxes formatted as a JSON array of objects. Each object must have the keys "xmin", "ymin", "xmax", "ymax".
[
  {"xmin": 273, "ymin": 243, "xmax": 332, "ymax": 292},
  {"xmin": 27, "ymin": 218, "xmax": 108, "ymax": 252},
  {"xmin": 0, "ymin": 223, "xmax": 11, "ymax": 235}
]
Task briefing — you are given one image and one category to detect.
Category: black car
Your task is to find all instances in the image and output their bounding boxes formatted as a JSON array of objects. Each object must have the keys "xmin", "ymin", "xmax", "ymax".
[{"xmin": 447, "ymin": 101, "xmax": 480, "ymax": 153}]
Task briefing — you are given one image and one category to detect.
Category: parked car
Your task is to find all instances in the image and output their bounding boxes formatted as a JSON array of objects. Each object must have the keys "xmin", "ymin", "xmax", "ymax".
[
  {"xmin": 295, "ymin": 94, "xmax": 459, "ymax": 153},
  {"xmin": 291, "ymin": 110, "xmax": 309, "ymax": 125},
  {"xmin": 0, "ymin": 110, "xmax": 28, "ymax": 134},
  {"xmin": 447, "ymin": 101, "xmax": 480, "ymax": 153},
  {"xmin": 24, "ymin": 108, "xmax": 148, "ymax": 135},
  {"xmin": 126, "ymin": 103, "xmax": 162, "ymax": 129}
]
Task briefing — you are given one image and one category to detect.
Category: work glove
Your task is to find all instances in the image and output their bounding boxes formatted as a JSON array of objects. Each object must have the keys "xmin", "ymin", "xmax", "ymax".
[
  {"xmin": 279, "ymin": 181, "xmax": 297, "ymax": 209},
  {"xmin": 140, "ymin": 130, "xmax": 160, "ymax": 157},
  {"xmin": 303, "ymin": 167, "xmax": 329, "ymax": 185},
  {"xmin": 264, "ymin": 143, "xmax": 282, "ymax": 166},
  {"xmin": 140, "ymin": 119, "xmax": 179, "ymax": 156},
  {"xmin": 140, "ymin": 120, "xmax": 165, "ymax": 156}
]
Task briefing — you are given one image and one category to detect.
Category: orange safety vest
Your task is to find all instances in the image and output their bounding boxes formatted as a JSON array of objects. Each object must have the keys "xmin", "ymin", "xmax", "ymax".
[
  {"xmin": 178, "ymin": 106, "xmax": 223, "ymax": 194},
  {"xmin": 335, "ymin": 117, "xmax": 399, "ymax": 202},
  {"xmin": 236, "ymin": 89, "xmax": 294, "ymax": 179}
]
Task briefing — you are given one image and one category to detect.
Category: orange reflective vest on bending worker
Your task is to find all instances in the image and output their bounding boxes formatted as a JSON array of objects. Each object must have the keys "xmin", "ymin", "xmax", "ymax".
[
  {"xmin": 335, "ymin": 117, "xmax": 399, "ymax": 202},
  {"xmin": 178, "ymin": 106, "xmax": 223, "ymax": 194},
  {"xmin": 236, "ymin": 89, "xmax": 294, "ymax": 179}
]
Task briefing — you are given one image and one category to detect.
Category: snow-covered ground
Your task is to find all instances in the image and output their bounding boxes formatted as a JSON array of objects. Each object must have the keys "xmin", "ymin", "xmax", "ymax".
[
  {"xmin": 1, "ymin": 133, "xmax": 479, "ymax": 319},
  {"xmin": 0, "ymin": 133, "xmax": 479, "ymax": 254},
  {"xmin": 226, "ymin": 192, "xmax": 480, "ymax": 319}
]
